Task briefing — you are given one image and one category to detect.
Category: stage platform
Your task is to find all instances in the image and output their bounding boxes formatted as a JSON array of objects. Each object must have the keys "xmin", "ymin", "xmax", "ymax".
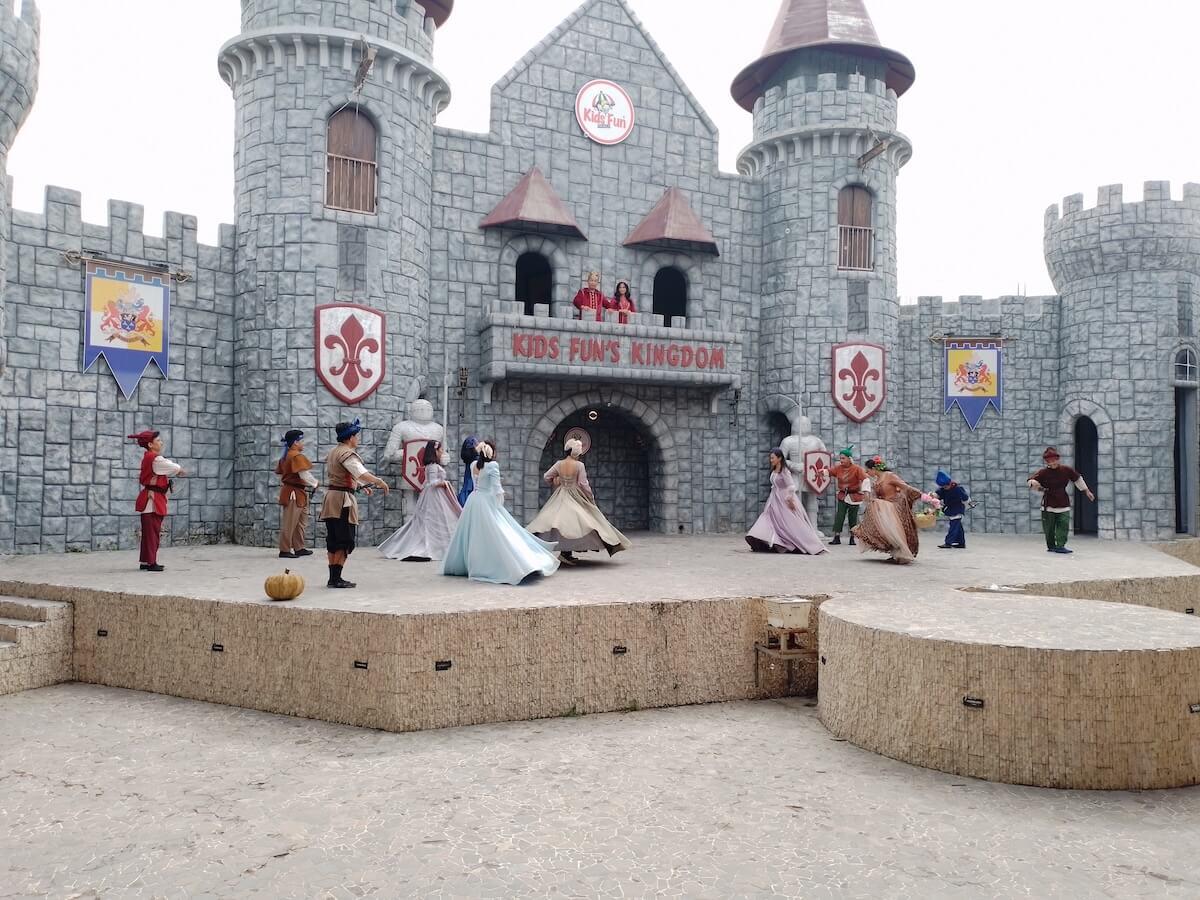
[{"xmin": 2, "ymin": 533, "xmax": 1199, "ymax": 752}]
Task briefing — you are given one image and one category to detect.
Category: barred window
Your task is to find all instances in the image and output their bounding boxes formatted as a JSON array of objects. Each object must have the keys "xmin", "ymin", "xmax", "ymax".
[
  {"xmin": 326, "ymin": 108, "xmax": 378, "ymax": 214},
  {"xmin": 837, "ymin": 185, "xmax": 874, "ymax": 271}
]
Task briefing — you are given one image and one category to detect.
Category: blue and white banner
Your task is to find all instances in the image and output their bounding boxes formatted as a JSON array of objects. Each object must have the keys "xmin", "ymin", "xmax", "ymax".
[
  {"xmin": 944, "ymin": 337, "xmax": 1002, "ymax": 430},
  {"xmin": 83, "ymin": 260, "xmax": 170, "ymax": 398}
]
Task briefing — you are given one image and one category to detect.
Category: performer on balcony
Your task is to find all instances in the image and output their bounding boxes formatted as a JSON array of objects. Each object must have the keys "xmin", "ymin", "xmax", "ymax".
[
  {"xmin": 443, "ymin": 440, "xmax": 560, "ymax": 584},
  {"xmin": 609, "ymin": 280, "xmax": 636, "ymax": 324},
  {"xmin": 527, "ymin": 437, "xmax": 632, "ymax": 563},
  {"xmin": 276, "ymin": 428, "xmax": 318, "ymax": 559},
  {"xmin": 572, "ymin": 270, "xmax": 607, "ymax": 322},
  {"xmin": 853, "ymin": 464, "xmax": 921, "ymax": 564},
  {"xmin": 378, "ymin": 440, "xmax": 462, "ymax": 561},
  {"xmin": 745, "ymin": 448, "xmax": 827, "ymax": 554},
  {"xmin": 320, "ymin": 419, "xmax": 390, "ymax": 588},
  {"xmin": 128, "ymin": 430, "xmax": 188, "ymax": 572}
]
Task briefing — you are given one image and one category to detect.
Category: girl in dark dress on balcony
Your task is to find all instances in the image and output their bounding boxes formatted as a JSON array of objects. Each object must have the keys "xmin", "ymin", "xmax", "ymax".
[{"xmin": 609, "ymin": 280, "xmax": 636, "ymax": 324}]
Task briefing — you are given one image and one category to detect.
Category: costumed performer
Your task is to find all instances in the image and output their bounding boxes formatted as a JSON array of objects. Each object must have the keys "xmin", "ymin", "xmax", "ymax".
[
  {"xmin": 527, "ymin": 437, "xmax": 632, "ymax": 564},
  {"xmin": 276, "ymin": 428, "xmax": 318, "ymax": 558},
  {"xmin": 828, "ymin": 446, "xmax": 867, "ymax": 546},
  {"xmin": 1027, "ymin": 446, "xmax": 1094, "ymax": 554},
  {"xmin": 745, "ymin": 448, "xmax": 827, "ymax": 554},
  {"xmin": 572, "ymin": 271, "xmax": 607, "ymax": 322},
  {"xmin": 128, "ymin": 430, "xmax": 188, "ymax": 572},
  {"xmin": 934, "ymin": 470, "xmax": 970, "ymax": 549},
  {"xmin": 378, "ymin": 440, "xmax": 462, "ymax": 561},
  {"xmin": 609, "ymin": 280, "xmax": 636, "ymax": 324},
  {"xmin": 320, "ymin": 419, "xmax": 390, "ymax": 588},
  {"xmin": 458, "ymin": 435, "xmax": 478, "ymax": 507},
  {"xmin": 442, "ymin": 440, "xmax": 560, "ymax": 584},
  {"xmin": 852, "ymin": 462, "xmax": 921, "ymax": 564}
]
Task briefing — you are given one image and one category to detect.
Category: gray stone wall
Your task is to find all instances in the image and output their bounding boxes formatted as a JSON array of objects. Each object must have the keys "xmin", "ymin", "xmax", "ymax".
[{"xmin": 0, "ymin": 190, "xmax": 236, "ymax": 554}]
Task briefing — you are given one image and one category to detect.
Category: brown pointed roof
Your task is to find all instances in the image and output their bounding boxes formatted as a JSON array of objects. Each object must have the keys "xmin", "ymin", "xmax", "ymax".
[
  {"xmin": 731, "ymin": 0, "xmax": 915, "ymax": 111},
  {"xmin": 415, "ymin": 1, "xmax": 453, "ymax": 28},
  {"xmin": 479, "ymin": 167, "xmax": 587, "ymax": 240},
  {"xmin": 623, "ymin": 187, "xmax": 719, "ymax": 255}
]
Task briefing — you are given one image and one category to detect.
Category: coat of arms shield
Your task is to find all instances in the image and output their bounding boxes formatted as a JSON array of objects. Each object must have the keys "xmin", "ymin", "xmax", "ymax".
[
  {"xmin": 803, "ymin": 449, "xmax": 833, "ymax": 494},
  {"xmin": 401, "ymin": 438, "xmax": 428, "ymax": 492},
  {"xmin": 831, "ymin": 341, "xmax": 886, "ymax": 423},
  {"xmin": 315, "ymin": 303, "xmax": 386, "ymax": 405}
]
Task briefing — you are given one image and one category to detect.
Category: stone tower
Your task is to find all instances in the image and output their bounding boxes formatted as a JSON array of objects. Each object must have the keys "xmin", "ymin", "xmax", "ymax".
[
  {"xmin": 733, "ymin": 0, "xmax": 912, "ymax": 456},
  {"xmin": 0, "ymin": 0, "xmax": 38, "ymax": 375},
  {"xmin": 218, "ymin": 0, "xmax": 452, "ymax": 544},
  {"xmin": 1044, "ymin": 181, "xmax": 1200, "ymax": 540}
]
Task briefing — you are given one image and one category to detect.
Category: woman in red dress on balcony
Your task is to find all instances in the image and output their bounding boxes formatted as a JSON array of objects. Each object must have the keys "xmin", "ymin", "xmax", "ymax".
[
  {"xmin": 572, "ymin": 271, "xmax": 607, "ymax": 322},
  {"xmin": 609, "ymin": 280, "xmax": 636, "ymax": 324}
]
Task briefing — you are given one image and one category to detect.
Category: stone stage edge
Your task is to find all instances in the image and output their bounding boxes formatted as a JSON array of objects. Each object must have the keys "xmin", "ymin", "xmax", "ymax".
[{"xmin": 2, "ymin": 533, "xmax": 1200, "ymax": 789}]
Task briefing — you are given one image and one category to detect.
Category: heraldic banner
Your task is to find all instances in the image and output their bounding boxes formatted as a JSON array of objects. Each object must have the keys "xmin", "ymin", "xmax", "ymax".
[
  {"xmin": 945, "ymin": 337, "xmax": 1002, "ymax": 430},
  {"xmin": 83, "ymin": 259, "xmax": 170, "ymax": 398}
]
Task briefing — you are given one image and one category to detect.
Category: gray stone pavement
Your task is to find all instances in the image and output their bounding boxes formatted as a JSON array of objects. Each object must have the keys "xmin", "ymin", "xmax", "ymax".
[
  {"xmin": 1, "ymin": 533, "xmax": 1193, "ymax": 615},
  {"xmin": 3, "ymin": 683, "xmax": 1199, "ymax": 899}
]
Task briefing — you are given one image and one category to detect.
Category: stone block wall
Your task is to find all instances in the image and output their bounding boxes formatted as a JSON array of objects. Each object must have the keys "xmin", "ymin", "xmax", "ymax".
[{"xmin": 0, "ymin": 188, "xmax": 236, "ymax": 554}]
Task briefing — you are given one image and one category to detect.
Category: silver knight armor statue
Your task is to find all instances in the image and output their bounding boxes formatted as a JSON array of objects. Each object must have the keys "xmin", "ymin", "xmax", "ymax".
[
  {"xmin": 781, "ymin": 415, "xmax": 827, "ymax": 535},
  {"xmin": 384, "ymin": 399, "xmax": 445, "ymax": 519}
]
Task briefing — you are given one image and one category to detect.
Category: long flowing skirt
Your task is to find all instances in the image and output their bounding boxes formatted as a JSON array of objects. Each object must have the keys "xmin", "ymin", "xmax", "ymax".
[
  {"xmin": 442, "ymin": 492, "xmax": 559, "ymax": 584},
  {"xmin": 853, "ymin": 497, "xmax": 919, "ymax": 563},
  {"xmin": 745, "ymin": 492, "xmax": 827, "ymax": 554},
  {"xmin": 378, "ymin": 483, "xmax": 461, "ymax": 561},
  {"xmin": 527, "ymin": 486, "xmax": 632, "ymax": 555}
]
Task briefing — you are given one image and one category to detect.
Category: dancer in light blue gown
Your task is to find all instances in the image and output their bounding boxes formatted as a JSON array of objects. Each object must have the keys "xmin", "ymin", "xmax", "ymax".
[{"xmin": 442, "ymin": 441, "xmax": 560, "ymax": 584}]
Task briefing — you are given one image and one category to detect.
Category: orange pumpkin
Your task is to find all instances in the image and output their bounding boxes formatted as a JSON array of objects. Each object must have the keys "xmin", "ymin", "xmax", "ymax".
[{"xmin": 264, "ymin": 568, "xmax": 305, "ymax": 601}]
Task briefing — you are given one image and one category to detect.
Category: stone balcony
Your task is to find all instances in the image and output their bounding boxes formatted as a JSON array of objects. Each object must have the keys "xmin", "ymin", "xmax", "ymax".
[{"xmin": 478, "ymin": 301, "xmax": 742, "ymax": 403}]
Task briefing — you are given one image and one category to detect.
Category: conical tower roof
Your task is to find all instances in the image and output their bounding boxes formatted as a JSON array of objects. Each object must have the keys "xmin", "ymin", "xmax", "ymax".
[
  {"xmin": 480, "ymin": 167, "xmax": 587, "ymax": 240},
  {"xmin": 731, "ymin": 0, "xmax": 914, "ymax": 111},
  {"xmin": 416, "ymin": 1, "xmax": 453, "ymax": 28}
]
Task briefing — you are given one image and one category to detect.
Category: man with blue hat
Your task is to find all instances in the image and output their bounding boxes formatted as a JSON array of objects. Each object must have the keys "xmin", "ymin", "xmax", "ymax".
[
  {"xmin": 934, "ymin": 470, "xmax": 969, "ymax": 549},
  {"xmin": 319, "ymin": 419, "xmax": 390, "ymax": 588}
]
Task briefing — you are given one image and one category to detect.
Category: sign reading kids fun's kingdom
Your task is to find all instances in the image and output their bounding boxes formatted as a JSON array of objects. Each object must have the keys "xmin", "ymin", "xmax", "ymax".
[{"xmin": 575, "ymin": 79, "xmax": 635, "ymax": 145}]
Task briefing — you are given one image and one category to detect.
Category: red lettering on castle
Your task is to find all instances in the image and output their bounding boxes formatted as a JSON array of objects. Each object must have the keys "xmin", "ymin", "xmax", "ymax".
[
  {"xmin": 511, "ymin": 332, "xmax": 725, "ymax": 371},
  {"xmin": 582, "ymin": 108, "xmax": 628, "ymax": 130}
]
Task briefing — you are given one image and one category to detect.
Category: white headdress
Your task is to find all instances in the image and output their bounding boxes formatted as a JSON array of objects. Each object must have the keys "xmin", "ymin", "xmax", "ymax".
[
  {"xmin": 564, "ymin": 437, "xmax": 584, "ymax": 458},
  {"xmin": 478, "ymin": 441, "xmax": 495, "ymax": 461}
]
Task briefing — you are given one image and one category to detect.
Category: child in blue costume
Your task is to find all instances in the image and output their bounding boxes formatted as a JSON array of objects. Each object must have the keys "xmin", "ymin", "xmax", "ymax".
[
  {"xmin": 935, "ymin": 470, "xmax": 969, "ymax": 549},
  {"xmin": 442, "ymin": 440, "xmax": 560, "ymax": 584}
]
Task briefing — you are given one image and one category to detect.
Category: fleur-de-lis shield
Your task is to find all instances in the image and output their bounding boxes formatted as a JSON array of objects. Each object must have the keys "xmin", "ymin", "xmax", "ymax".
[
  {"xmin": 315, "ymin": 303, "xmax": 386, "ymax": 405},
  {"xmin": 401, "ymin": 438, "xmax": 428, "ymax": 492},
  {"xmin": 804, "ymin": 449, "xmax": 833, "ymax": 494},
  {"xmin": 831, "ymin": 341, "xmax": 886, "ymax": 423}
]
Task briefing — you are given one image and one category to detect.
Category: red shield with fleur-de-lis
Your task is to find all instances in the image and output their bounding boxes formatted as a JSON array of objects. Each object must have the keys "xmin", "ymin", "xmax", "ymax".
[
  {"xmin": 832, "ymin": 341, "xmax": 886, "ymax": 423},
  {"xmin": 804, "ymin": 450, "xmax": 833, "ymax": 494},
  {"xmin": 315, "ymin": 303, "xmax": 386, "ymax": 405}
]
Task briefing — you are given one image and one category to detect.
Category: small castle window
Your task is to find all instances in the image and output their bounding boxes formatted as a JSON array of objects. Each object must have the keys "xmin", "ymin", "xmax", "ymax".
[
  {"xmin": 653, "ymin": 267, "xmax": 688, "ymax": 327},
  {"xmin": 1176, "ymin": 348, "xmax": 1198, "ymax": 384},
  {"xmin": 515, "ymin": 252, "xmax": 553, "ymax": 316},
  {"xmin": 837, "ymin": 185, "xmax": 874, "ymax": 271},
  {"xmin": 326, "ymin": 108, "xmax": 378, "ymax": 214}
]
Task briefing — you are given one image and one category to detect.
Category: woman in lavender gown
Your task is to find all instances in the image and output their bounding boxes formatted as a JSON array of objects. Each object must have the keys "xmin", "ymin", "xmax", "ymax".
[
  {"xmin": 746, "ymin": 449, "xmax": 827, "ymax": 555},
  {"xmin": 378, "ymin": 440, "xmax": 461, "ymax": 561}
]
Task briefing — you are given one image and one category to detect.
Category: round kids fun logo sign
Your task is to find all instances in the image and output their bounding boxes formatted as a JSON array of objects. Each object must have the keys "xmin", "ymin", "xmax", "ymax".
[{"xmin": 575, "ymin": 79, "xmax": 635, "ymax": 145}]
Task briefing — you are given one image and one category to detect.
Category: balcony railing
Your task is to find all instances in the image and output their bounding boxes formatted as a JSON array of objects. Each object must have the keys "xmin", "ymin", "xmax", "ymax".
[
  {"xmin": 837, "ymin": 224, "xmax": 874, "ymax": 271},
  {"xmin": 326, "ymin": 154, "xmax": 377, "ymax": 214}
]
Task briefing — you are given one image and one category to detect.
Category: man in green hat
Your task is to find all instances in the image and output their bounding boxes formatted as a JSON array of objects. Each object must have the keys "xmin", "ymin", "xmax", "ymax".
[{"xmin": 828, "ymin": 446, "xmax": 868, "ymax": 546}]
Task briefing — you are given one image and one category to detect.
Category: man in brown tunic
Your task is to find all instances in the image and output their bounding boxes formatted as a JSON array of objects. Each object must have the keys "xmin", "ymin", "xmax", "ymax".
[
  {"xmin": 320, "ymin": 419, "xmax": 390, "ymax": 588},
  {"xmin": 276, "ymin": 428, "xmax": 318, "ymax": 558}
]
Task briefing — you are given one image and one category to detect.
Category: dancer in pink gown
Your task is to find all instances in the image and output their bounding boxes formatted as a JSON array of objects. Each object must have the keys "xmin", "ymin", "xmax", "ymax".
[{"xmin": 746, "ymin": 449, "xmax": 827, "ymax": 554}]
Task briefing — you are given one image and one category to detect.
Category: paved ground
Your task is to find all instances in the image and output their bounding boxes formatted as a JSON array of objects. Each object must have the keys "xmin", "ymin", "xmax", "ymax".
[
  {"xmin": 3, "ymin": 683, "xmax": 1199, "ymax": 899},
  {"xmin": 1, "ymin": 533, "xmax": 1194, "ymax": 614}
]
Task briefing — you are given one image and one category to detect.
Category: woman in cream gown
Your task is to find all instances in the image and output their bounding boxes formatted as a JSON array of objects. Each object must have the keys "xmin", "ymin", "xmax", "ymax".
[{"xmin": 527, "ymin": 438, "xmax": 632, "ymax": 562}]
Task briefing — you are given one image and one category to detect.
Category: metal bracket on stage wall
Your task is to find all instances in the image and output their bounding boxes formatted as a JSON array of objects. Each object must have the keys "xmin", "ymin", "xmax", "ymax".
[{"xmin": 62, "ymin": 249, "xmax": 194, "ymax": 283}]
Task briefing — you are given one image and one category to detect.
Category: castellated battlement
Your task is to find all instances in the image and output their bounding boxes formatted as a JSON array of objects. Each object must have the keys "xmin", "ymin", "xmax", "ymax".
[
  {"xmin": 752, "ymin": 71, "xmax": 898, "ymax": 139},
  {"xmin": 238, "ymin": 0, "xmax": 436, "ymax": 57},
  {"xmin": 1043, "ymin": 181, "xmax": 1200, "ymax": 290},
  {"xmin": 0, "ymin": 0, "xmax": 39, "ymax": 152},
  {"xmin": 898, "ymin": 294, "xmax": 1060, "ymax": 328}
]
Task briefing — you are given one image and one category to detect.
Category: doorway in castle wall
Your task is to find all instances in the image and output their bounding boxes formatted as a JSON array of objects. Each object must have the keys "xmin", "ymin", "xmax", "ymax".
[
  {"xmin": 538, "ymin": 408, "xmax": 650, "ymax": 532},
  {"xmin": 1074, "ymin": 416, "xmax": 1099, "ymax": 535},
  {"xmin": 1175, "ymin": 386, "xmax": 1197, "ymax": 534}
]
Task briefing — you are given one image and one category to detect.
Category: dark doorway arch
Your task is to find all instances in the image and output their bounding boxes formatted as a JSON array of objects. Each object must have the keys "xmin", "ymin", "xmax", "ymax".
[
  {"xmin": 516, "ymin": 252, "xmax": 553, "ymax": 316},
  {"xmin": 653, "ymin": 267, "xmax": 687, "ymax": 327},
  {"xmin": 537, "ymin": 408, "xmax": 650, "ymax": 532},
  {"xmin": 1176, "ymin": 385, "xmax": 1197, "ymax": 534},
  {"xmin": 1073, "ymin": 416, "xmax": 1099, "ymax": 535}
]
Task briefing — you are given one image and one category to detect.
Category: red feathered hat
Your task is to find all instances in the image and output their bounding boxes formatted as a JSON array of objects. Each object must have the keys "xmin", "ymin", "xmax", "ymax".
[{"xmin": 127, "ymin": 430, "xmax": 159, "ymax": 449}]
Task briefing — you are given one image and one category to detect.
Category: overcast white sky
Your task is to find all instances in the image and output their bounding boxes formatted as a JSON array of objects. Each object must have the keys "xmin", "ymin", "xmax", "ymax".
[{"xmin": 9, "ymin": 0, "xmax": 1199, "ymax": 301}]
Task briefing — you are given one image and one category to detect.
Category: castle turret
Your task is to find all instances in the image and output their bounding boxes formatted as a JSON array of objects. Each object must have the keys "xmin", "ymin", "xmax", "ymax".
[
  {"xmin": 1044, "ymin": 182, "xmax": 1200, "ymax": 539},
  {"xmin": 0, "ymin": 0, "xmax": 38, "ymax": 375},
  {"xmin": 219, "ymin": 0, "xmax": 451, "ymax": 543},
  {"xmin": 733, "ymin": 0, "xmax": 912, "ymax": 456}
]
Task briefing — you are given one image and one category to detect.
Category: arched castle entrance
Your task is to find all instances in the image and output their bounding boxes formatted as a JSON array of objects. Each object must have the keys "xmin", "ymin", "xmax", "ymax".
[{"xmin": 523, "ymin": 391, "xmax": 678, "ymax": 533}]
